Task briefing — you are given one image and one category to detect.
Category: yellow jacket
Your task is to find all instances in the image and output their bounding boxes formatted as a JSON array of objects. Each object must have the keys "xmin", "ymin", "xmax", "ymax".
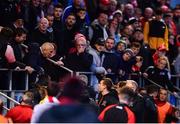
[{"xmin": 144, "ymin": 20, "xmax": 169, "ymax": 50}]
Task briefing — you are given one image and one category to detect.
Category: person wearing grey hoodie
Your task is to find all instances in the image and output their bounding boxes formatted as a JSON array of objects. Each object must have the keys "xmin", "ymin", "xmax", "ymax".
[{"xmin": 88, "ymin": 38, "xmax": 107, "ymax": 92}]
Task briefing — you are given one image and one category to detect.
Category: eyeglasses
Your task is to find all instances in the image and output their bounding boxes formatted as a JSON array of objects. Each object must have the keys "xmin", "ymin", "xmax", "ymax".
[{"xmin": 76, "ymin": 44, "xmax": 87, "ymax": 47}]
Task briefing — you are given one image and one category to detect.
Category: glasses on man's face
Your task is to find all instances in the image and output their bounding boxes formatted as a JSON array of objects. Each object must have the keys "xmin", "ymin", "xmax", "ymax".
[{"xmin": 76, "ymin": 44, "xmax": 87, "ymax": 47}]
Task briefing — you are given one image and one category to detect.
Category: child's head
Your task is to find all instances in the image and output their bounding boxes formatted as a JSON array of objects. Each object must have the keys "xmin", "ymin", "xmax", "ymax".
[
  {"xmin": 130, "ymin": 42, "xmax": 141, "ymax": 56},
  {"xmin": 116, "ymin": 40, "xmax": 127, "ymax": 52},
  {"xmin": 77, "ymin": 7, "xmax": 86, "ymax": 20}
]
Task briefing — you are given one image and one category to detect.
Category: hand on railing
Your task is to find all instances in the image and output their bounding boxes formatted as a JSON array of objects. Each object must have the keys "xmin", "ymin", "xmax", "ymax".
[
  {"xmin": 25, "ymin": 66, "xmax": 35, "ymax": 74},
  {"xmin": 143, "ymin": 73, "xmax": 148, "ymax": 78},
  {"xmin": 56, "ymin": 60, "xmax": 64, "ymax": 66}
]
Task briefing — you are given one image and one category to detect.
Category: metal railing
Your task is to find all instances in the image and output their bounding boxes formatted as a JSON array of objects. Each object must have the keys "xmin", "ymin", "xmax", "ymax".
[
  {"xmin": 0, "ymin": 69, "xmax": 28, "ymax": 110},
  {"xmin": 75, "ymin": 71, "xmax": 180, "ymax": 106}
]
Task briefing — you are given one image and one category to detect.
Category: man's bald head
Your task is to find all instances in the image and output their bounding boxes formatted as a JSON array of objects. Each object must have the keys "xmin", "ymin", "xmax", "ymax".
[
  {"xmin": 39, "ymin": 18, "xmax": 49, "ymax": 33},
  {"xmin": 144, "ymin": 7, "xmax": 153, "ymax": 19},
  {"xmin": 41, "ymin": 42, "xmax": 54, "ymax": 58}
]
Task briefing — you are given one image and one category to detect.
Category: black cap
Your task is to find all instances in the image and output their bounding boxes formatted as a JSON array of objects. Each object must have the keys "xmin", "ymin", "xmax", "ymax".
[
  {"xmin": 95, "ymin": 38, "xmax": 105, "ymax": 46},
  {"xmin": 128, "ymin": 17, "xmax": 138, "ymax": 24}
]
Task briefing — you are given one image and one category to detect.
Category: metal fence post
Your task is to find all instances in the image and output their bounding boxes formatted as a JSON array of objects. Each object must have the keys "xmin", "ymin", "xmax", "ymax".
[{"xmin": 25, "ymin": 71, "xmax": 29, "ymax": 90}]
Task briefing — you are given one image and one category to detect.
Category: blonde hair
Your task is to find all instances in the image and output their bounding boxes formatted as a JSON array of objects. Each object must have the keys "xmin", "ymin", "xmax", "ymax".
[{"xmin": 158, "ymin": 56, "xmax": 170, "ymax": 71}]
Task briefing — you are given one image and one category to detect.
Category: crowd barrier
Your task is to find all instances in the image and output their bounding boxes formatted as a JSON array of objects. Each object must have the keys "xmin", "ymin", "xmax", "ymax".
[
  {"xmin": 75, "ymin": 71, "xmax": 180, "ymax": 107},
  {"xmin": 0, "ymin": 69, "xmax": 179, "ymax": 111}
]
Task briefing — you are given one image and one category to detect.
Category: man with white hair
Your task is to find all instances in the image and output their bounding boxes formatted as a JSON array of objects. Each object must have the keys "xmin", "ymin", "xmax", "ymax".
[
  {"xmin": 27, "ymin": 42, "xmax": 64, "ymax": 82},
  {"xmin": 64, "ymin": 33, "xmax": 93, "ymax": 72},
  {"xmin": 29, "ymin": 17, "xmax": 53, "ymax": 46}
]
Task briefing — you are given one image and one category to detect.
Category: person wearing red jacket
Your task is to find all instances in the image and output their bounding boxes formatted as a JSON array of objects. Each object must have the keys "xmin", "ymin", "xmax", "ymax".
[{"xmin": 6, "ymin": 91, "xmax": 34, "ymax": 123}]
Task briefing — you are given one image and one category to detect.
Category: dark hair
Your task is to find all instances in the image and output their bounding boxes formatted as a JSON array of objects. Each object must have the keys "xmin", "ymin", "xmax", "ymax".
[
  {"xmin": 66, "ymin": 13, "xmax": 76, "ymax": 19},
  {"xmin": 14, "ymin": 28, "xmax": 27, "ymax": 37},
  {"xmin": 117, "ymin": 81, "xmax": 127, "ymax": 88},
  {"xmin": 101, "ymin": 78, "xmax": 113, "ymax": 91},
  {"xmin": 77, "ymin": 7, "xmax": 87, "ymax": 12},
  {"xmin": 54, "ymin": 3, "xmax": 64, "ymax": 9},
  {"xmin": 155, "ymin": 8, "xmax": 163, "ymax": 15},
  {"xmin": 146, "ymin": 85, "xmax": 159, "ymax": 94},
  {"xmin": 131, "ymin": 42, "xmax": 141, "ymax": 49},
  {"xmin": 61, "ymin": 77, "xmax": 86, "ymax": 101},
  {"xmin": 47, "ymin": 81, "xmax": 60, "ymax": 96},
  {"xmin": 106, "ymin": 37, "xmax": 115, "ymax": 42},
  {"xmin": 0, "ymin": 27, "xmax": 14, "ymax": 42}
]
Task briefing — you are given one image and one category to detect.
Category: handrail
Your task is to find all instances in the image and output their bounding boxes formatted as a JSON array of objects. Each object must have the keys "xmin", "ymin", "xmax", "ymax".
[
  {"xmin": 20, "ymin": 43, "xmax": 74, "ymax": 77},
  {"xmin": 76, "ymin": 71, "xmax": 115, "ymax": 75},
  {"xmin": 0, "ymin": 92, "xmax": 20, "ymax": 105},
  {"xmin": 144, "ymin": 77, "xmax": 180, "ymax": 99},
  {"xmin": 0, "ymin": 68, "xmax": 27, "ymax": 72},
  {"xmin": 3, "ymin": 106, "xmax": 9, "ymax": 111},
  {"xmin": 46, "ymin": 58, "xmax": 73, "ymax": 77}
]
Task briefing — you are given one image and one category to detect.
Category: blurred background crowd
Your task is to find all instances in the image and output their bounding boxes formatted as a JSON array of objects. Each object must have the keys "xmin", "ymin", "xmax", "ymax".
[{"xmin": 0, "ymin": 0, "xmax": 179, "ymax": 123}]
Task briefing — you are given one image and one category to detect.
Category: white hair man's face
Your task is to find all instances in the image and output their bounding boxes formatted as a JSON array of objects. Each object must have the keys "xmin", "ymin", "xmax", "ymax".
[{"xmin": 39, "ymin": 18, "xmax": 49, "ymax": 32}]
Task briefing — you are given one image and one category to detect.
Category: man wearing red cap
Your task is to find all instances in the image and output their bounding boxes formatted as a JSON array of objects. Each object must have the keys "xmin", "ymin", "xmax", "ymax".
[{"xmin": 64, "ymin": 33, "xmax": 93, "ymax": 72}]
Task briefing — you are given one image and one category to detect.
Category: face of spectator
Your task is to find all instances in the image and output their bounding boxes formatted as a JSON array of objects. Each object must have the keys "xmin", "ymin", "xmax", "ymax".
[
  {"xmin": 159, "ymin": 89, "xmax": 168, "ymax": 102},
  {"xmin": 110, "ymin": 18, "xmax": 118, "ymax": 30},
  {"xmin": 123, "ymin": 25, "xmax": 134, "ymax": 36},
  {"xmin": 66, "ymin": 15, "xmax": 76, "ymax": 27},
  {"xmin": 95, "ymin": 44, "xmax": 105, "ymax": 52},
  {"xmin": 76, "ymin": 38, "xmax": 87, "ymax": 54},
  {"xmin": 40, "ymin": 0, "xmax": 46, "ymax": 6},
  {"xmin": 131, "ymin": 47, "xmax": 140, "ymax": 56},
  {"xmin": 125, "ymin": 4, "xmax": 134, "ymax": 16},
  {"xmin": 39, "ymin": 18, "xmax": 49, "ymax": 32},
  {"xmin": 98, "ymin": 13, "xmax": 108, "ymax": 26},
  {"xmin": 132, "ymin": 21, "xmax": 140, "ymax": 29},
  {"xmin": 15, "ymin": 19, "xmax": 24, "ymax": 28},
  {"xmin": 123, "ymin": 52, "xmax": 131, "ymax": 61},
  {"xmin": 144, "ymin": 8, "xmax": 153, "ymax": 19},
  {"xmin": 158, "ymin": 50, "xmax": 166, "ymax": 57},
  {"xmin": 74, "ymin": 0, "xmax": 82, "ymax": 7},
  {"xmin": 173, "ymin": 9, "xmax": 180, "ymax": 18},
  {"xmin": 114, "ymin": 14, "xmax": 123, "ymax": 23},
  {"xmin": 164, "ymin": 16, "xmax": 172, "ymax": 24},
  {"xmin": 98, "ymin": 80, "xmax": 106, "ymax": 92},
  {"xmin": 109, "ymin": 0, "xmax": 117, "ymax": 12},
  {"xmin": 46, "ymin": 16, "xmax": 54, "ymax": 27},
  {"xmin": 45, "ymin": 0, "xmax": 51, "ymax": 4},
  {"xmin": 41, "ymin": 44, "xmax": 54, "ymax": 58},
  {"xmin": 133, "ymin": 31, "xmax": 144, "ymax": 41},
  {"xmin": 157, "ymin": 59, "xmax": 167, "ymax": 70},
  {"xmin": 32, "ymin": 0, "xmax": 40, "ymax": 7},
  {"xmin": 15, "ymin": 33, "xmax": 27, "ymax": 43},
  {"xmin": 105, "ymin": 38, "xmax": 115, "ymax": 51},
  {"xmin": 117, "ymin": 43, "xmax": 126, "ymax": 52},
  {"xmin": 135, "ymin": 8, "xmax": 142, "ymax": 19},
  {"xmin": 156, "ymin": 14, "xmax": 163, "ymax": 21},
  {"xmin": 77, "ymin": 10, "xmax": 86, "ymax": 20},
  {"xmin": 54, "ymin": 7, "xmax": 63, "ymax": 19},
  {"xmin": 152, "ymin": 91, "xmax": 158, "ymax": 99}
]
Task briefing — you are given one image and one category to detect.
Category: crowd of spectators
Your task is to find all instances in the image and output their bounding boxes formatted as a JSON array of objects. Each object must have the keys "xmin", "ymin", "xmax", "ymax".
[{"xmin": 0, "ymin": 0, "xmax": 180, "ymax": 123}]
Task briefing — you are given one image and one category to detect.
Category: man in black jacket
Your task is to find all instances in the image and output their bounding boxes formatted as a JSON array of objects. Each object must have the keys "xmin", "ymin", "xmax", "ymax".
[
  {"xmin": 64, "ymin": 33, "xmax": 93, "ymax": 72},
  {"xmin": 27, "ymin": 42, "xmax": 64, "ymax": 82},
  {"xmin": 97, "ymin": 78, "xmax": 119, "ymax": 113},
  {"xmin": 29, "ymin": 18, "xmax": 53, "ymax": 46}
]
